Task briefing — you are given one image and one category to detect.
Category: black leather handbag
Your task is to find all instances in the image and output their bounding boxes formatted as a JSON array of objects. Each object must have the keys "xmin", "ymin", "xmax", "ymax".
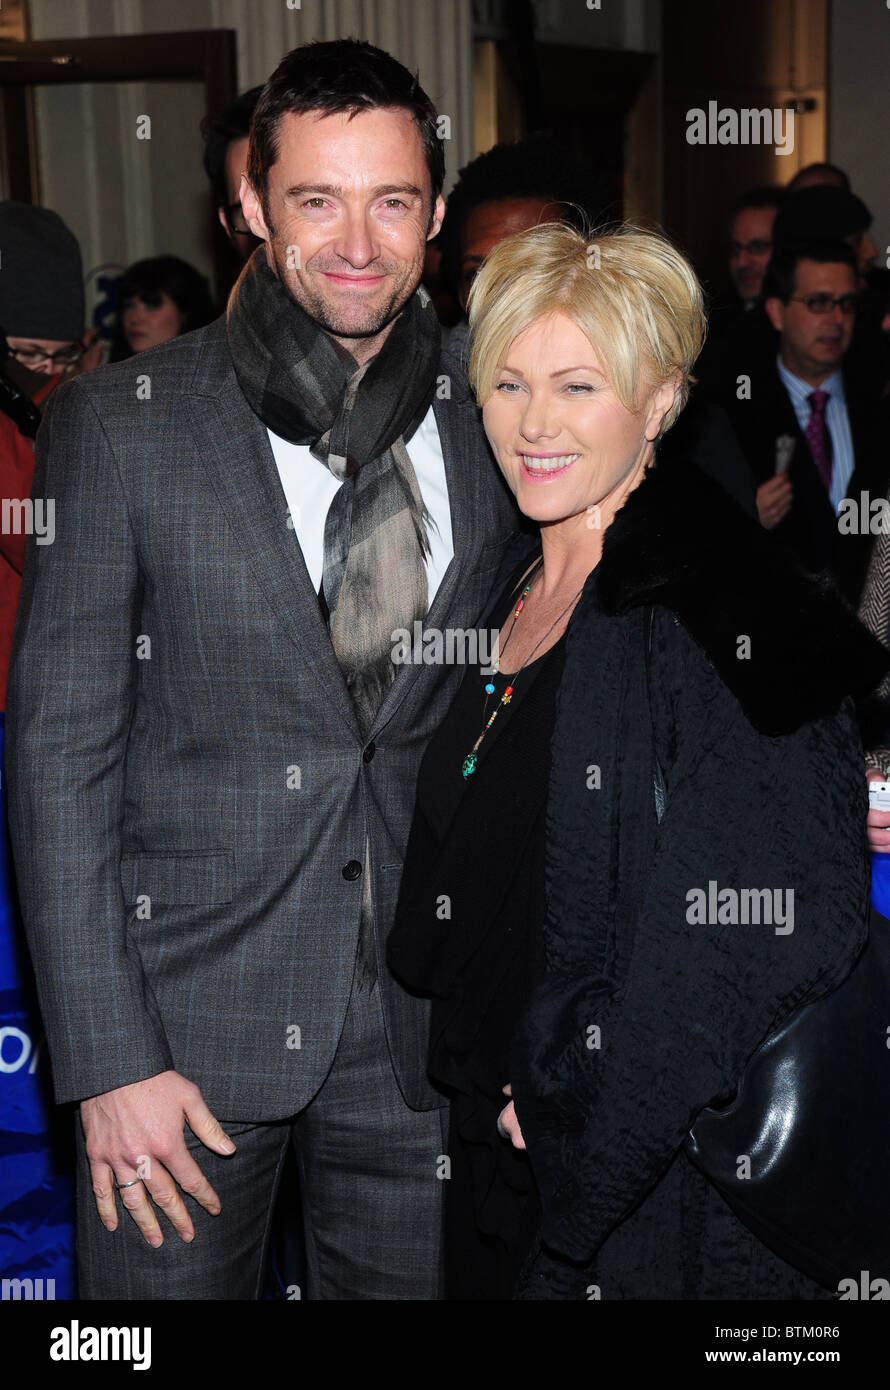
[
  {"xmin": 684, "ymin": 904, "xmax": 890, "ymax": 1292},
  {"xmin": 648, "ymin": 614, "xmax": 890, "ymax": 1292}
]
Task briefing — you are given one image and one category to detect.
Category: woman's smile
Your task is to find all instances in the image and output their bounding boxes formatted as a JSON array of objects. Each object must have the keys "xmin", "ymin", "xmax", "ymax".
[{"xmin": 519, "ymin": 451, "xmax": 581, "ymax": 480}]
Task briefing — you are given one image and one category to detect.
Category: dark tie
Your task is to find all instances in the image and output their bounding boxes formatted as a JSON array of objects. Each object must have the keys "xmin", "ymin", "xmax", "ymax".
[{"xmin": 805, "ymin": 389, "xmax": 833, "ymax": 492}]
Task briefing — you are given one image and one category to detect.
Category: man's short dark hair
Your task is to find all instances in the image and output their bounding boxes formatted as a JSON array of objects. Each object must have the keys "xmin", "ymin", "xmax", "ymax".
[
  {"xmin": 787, "ymin": 162, "xmax": 851, "ymax": 193},
  {"xmin": 773, "ymin": 186, "xmax": 872, "ymax": 252},
  {"xmin": 762, "ymin": 239, "xmax": 859, "ymax": 302},
  {"xmin": 200, "ymin": 87, "xmax": 263, "ymax": 212},
  {"xmin": 437, "ymin": 132, "xmax": 614, "ymax": 299},
  {"xmin": 247, "ymin": 39, "xmax": 444, "ymax": 221},
  {"xmin": 109, "ymin": 256, "xmax": 218, "ymax": 363},
  {"xmin": 728, "ymin": 185, "xmax": 785, "ymax": 226}
]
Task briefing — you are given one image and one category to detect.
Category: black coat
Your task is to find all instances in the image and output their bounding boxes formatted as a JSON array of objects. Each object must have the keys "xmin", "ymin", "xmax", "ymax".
[
  {"xmin": 658, "ymin": 397, "xmax": 756, "ymax": 517},
  {"xmin": 498, "ymin": 456, "xmax": 888, "ymax": 1298}
]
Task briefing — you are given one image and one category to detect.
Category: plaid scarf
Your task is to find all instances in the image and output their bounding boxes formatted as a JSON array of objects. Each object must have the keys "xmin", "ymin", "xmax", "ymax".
[{"xmin": 226, "ymin": 248, "xmax": 440, "ymax": 733}]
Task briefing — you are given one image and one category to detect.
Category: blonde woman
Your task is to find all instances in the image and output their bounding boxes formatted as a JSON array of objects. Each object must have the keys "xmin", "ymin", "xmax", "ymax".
[{"xmin": 387, "ymin": 223, "xmax": 885, "ymax": 1299}]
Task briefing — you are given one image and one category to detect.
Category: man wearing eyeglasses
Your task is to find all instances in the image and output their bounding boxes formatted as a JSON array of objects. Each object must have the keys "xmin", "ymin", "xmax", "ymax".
[
  {"xmin": 771, "ymin": 184, "xmax": 890, "ymax": 401},
  {"xmin": 0, "ymin": 198, "xmax": 101, "ymax": 1299},
  {"xmin": 725, "ymin": 238, "xmax": 890, "ymax": 604},
  {"xmin": 0, "ymin": 202, "xmax": 101, "ymax": 708},
  {"xmin": 695, "ymin": 187, "xmax": 785, "ymax": 399},
  {"xmin": 0, "ymin": 336, "xmax": 76, "ymax": 686},
  {"xmin": 727, "ymin": 187, "xmax": 785, "ymax": 311},
  {"xmin": 201, "ymin": 87, "xmax": 265, "ymax": 274}
]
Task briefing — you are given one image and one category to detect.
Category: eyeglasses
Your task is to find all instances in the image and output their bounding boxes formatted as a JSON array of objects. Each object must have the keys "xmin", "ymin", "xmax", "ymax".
[
  {"xmin": 729, "ymin": 239, "xmax": 772, "ymax": 257},
  {"xmin": 7, "ymin": 340, "xmax": 85, "ymax": 368},
  {"xmin": 225, "ymin": 202, "xmax": 254, "ymax": 238},
  {"xmin": 789, "ymin": 293, "xmax": 860, "ymax": 315}
]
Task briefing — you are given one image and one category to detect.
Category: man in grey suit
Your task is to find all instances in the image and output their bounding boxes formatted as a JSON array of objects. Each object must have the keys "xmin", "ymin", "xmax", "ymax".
[{"xmin": 5, "ymin": 39, "xmax": 516, "ymax": 1299}]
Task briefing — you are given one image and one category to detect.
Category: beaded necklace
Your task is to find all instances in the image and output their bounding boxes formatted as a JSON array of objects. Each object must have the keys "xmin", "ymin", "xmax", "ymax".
[{"xmin": 461, "ymin": 559, "xmax": 584, "ymax": 779}]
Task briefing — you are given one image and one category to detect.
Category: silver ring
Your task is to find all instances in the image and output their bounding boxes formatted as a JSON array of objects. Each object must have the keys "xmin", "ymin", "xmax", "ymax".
[{"xmin": 115, "ymin": 1177, "xmax": 142, "ymax": 1190}]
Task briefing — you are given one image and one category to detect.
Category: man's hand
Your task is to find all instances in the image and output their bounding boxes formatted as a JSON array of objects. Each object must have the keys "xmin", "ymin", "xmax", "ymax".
[
  {"xmin": 756, "ymin": 474, "xmax": 793, "ymax": 529},
  {"xmin": 866, "ymin": 767, "xmax": 890, "ymax": 854},
  {"xmin": 497, "ymin": 1083, "xmax": 526, "ymax": 1151},
  {"xmin": 81, "ymin": 1069, "xmax": 236, "ymax": 1247}
]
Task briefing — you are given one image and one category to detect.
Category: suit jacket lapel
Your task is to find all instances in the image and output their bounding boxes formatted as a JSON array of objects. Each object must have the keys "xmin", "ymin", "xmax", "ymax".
[
  {"xmin": 188, "ymin": 321, "xmax": 362, "ymax": 739},
  {"xmin": 764, "ymin": 367, "xmax": 836, "ymax": 524},
  {"xmin": 780, "ymin": 365, "xmax": 886, "ymax": 506},
  {"xmin": 367, "ymin": 381, "xmax": 498, "ymax": 736}
]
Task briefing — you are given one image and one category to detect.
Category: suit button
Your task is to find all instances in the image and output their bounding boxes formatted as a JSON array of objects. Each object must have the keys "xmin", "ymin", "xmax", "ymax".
[
  {"xmin": 342, "ymin": 860, "xmax": 362, "ymax": 881},
  {"xmin": 362, "ymin": 741, "xmax": 376, "ymax": 763}
]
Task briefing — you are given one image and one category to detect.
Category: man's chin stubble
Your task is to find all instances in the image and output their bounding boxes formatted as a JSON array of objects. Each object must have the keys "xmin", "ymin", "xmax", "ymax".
[
  {"xmin": 299, "ymin": 288, "xmax": 410, "ymax": 341},
  {"xmin": 269, "ymin": 247, "xmax": 417, "ymax": 339}
]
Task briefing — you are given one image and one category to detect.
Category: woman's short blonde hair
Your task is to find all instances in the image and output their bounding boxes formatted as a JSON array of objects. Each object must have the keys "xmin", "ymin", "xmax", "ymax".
[{"xmin": 467, "ymin": 221, "xmax": 706, "ymax": 435}]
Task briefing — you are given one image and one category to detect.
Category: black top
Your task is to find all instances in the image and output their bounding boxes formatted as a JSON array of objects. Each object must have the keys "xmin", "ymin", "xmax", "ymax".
[{"xmin": 388, "ymin": 554, "xmax": 565, "ymax": 1296}]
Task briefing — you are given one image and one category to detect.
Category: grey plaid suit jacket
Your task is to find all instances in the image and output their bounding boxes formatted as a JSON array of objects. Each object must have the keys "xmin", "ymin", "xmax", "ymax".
[{"xmin": 5, "ymin": 317, "xmax": 518, "ymax": 1116}]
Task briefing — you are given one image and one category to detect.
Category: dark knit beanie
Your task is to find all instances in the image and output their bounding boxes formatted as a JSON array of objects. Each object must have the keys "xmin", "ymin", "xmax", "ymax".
[
  {"xmin": 0, "ymin": 200, "xmax": 85, "ymax": 340},
  {"xmin": 773, "ymin": 186, "xmax": 872, "ymax": 252}
]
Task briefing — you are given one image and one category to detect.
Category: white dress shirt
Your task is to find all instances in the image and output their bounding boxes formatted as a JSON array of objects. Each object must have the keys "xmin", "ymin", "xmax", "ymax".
[
  {"xmin": 267, "ymin": 404, "xmax": 453, "ymax": 614},
  {"xmin": 776, "ymin": 356, "xmax": 855, "ymax": 513}
]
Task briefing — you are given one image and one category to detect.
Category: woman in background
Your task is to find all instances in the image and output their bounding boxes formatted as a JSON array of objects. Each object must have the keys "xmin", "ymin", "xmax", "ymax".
[
  {"xmin": 388, "ymin": 222, "xmax": 885, "ymax": 1299},
  {"xmin": 109, "ymin": 255, "xmax": 216, "ymax": 360}
]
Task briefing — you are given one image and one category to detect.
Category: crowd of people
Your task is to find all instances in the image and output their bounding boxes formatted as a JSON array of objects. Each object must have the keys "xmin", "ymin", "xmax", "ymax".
[{"xmin": 1, "ymin": 37, "xmax": 889, "ymax": 1303}]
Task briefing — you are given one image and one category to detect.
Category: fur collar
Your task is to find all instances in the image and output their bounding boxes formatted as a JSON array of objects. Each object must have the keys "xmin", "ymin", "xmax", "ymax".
[{"xmin": 595, "ymin": 456, "xmax": 889, "ymax": 735}]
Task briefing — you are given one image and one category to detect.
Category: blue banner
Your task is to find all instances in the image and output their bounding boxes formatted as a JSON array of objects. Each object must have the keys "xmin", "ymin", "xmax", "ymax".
[{"xmin": 0, "ymin": 712, "xmax": 75, "ymax": 1300}]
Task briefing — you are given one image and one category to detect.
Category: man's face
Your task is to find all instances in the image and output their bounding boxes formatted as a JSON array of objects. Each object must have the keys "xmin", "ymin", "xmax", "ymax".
[
  {"xmin": 220, "ymin": 136, "xmax": 262, "ymax": 261},
  {"xmin": 766, "ymin": 258, "xmax": 857, "ymax": 383},
  {"xmin": 728, "ymin": 206, "xmax": 776, "ymax": 302},
  {"xmin": 5, "ymin": 336, "xmax": 80, "ymax": 377},
  {"xmin": 121, "ymin": 292, "xmax": 182, "ymax": 353},
  {"xmin": 459, "ymin": 196, "xmax": 557, "ymax": 312},
  {"xmin": 240, "ymin": 107, "xmax": 444, "ymax": 356}
]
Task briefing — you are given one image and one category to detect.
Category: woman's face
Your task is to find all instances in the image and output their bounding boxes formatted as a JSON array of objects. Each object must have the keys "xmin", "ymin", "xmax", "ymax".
[
  {"xmin": 481, "ymin": 312, "xmax": 674, "ymax": 532},
  {"xmin": 121, "ymin": 292, "xmax": 183, "ymax": 352}
]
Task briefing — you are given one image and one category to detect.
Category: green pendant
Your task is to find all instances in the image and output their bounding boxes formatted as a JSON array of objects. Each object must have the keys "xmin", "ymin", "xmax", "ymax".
[{"xmin": 461, "ymin": 753, "xmax": 478, "ymax": 779}]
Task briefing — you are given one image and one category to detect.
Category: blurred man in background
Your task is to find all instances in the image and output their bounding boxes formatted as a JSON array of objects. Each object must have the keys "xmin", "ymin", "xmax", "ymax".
[
  {"xmin": 727, "ymin": 186, "xmax": 785, "ymax": 311},
  {"xmin": 723, "ymin": 239, "xmax": 889, "ymax": 602},
  {"xmin": 201, "ymin": 86, "xmax": 264, "ymax": 268},
  {"xmin": 436, "ymin": 132, "xmax": 612, "ymax": 359},
  {"xmin": 0, "ymin": 199, "xmax": 100, "ymax": 1301},
  {"xmin": 696, "ymin": 187, "xmax": 784, "ymax": 396},
  {"xmin": 786, "ymin": 161, "xmax": 850, "ymax": 193}
]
